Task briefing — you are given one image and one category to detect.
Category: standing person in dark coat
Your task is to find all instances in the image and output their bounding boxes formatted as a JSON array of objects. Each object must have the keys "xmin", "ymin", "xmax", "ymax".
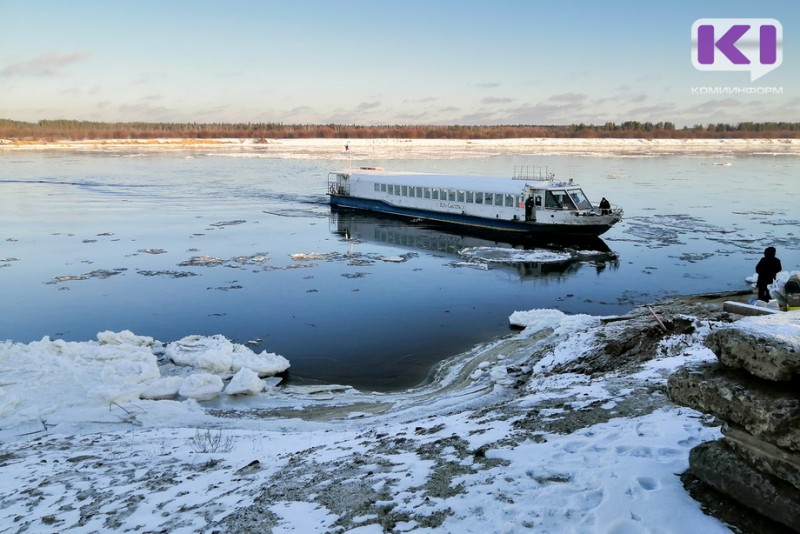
[
  {"xmin": 525, "ymin": 196, "xmax": 535, "ymax": 221},
  {"xmin": 756, "ymin": 246, "xmax": 782, "ymax": 302},
  {"xmin": 599, "ymin": 197, "xmax": 611, "ymax": 215}
]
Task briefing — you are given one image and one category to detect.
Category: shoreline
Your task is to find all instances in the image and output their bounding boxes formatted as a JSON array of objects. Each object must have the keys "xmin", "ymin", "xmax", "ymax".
[
  {"xmin": 0, "ymin": 288, "xmax": 762, "ymax": 532},
  {"xmin": 2, "ymin": 137, "xmax": 799, "ymax": 158}
]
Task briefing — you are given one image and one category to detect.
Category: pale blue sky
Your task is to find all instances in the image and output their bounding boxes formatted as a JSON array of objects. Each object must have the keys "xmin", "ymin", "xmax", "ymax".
[{"xmin": 1, "ymin": 1, "xmax": 797, "ymax": 126}]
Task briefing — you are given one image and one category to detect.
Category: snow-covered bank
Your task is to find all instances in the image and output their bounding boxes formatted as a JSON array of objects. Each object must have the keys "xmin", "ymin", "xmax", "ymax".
[
  {"xmin": 0, "ymin": 297, "xmax": 756, "ymax": 533},
  {"xmin": 2, "ymin": 137, "xmax": 799, "ymax": 158}
]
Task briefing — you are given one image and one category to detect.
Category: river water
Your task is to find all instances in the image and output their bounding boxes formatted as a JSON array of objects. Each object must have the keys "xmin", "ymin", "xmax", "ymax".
[{"xmin": 1, "ymin": 150, "xmax": 798, "ymax": 390}]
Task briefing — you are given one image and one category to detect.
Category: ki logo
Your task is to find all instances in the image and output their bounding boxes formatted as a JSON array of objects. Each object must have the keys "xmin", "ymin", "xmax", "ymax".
[{"xmin": 691, "ymin": 18, "xmax": 783, "ymax": 81}]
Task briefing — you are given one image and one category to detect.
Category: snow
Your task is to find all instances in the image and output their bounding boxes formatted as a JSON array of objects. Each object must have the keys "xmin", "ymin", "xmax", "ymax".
[
  {"xmin": 4, "ymin": 137, "xmax": 800, "ymax": 159},
  {"xmin": 0, "ymin": 307, "xmax": 746, "ymax": 532},
  {"xmin": 730, "ymin": 309, "xmax": 800, "ymax": 343}
]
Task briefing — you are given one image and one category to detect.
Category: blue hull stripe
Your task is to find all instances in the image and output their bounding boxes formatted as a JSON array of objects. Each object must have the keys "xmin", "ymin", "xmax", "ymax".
[{"xmin": 329, "ymin": 195, "xmax": 612, "ymax": 236}]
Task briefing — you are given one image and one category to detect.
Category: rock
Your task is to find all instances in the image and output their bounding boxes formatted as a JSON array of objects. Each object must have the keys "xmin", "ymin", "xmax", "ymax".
[
  {"xmin": 688, "ymin": 439, "xmax": 800, "ymax": 532},
  {"xmin": 724, "ymin": 426, "xmax": 800, "ymax": 492},
  {"xmin": 704, "ymin": 314, "xmax": 800, "ymax": 381},
  {"xmin": 235, "ymin": 459, "xmax": 261, "ymax": 475},
  {"xmin": 667, "ymin": 362, "xmax": 800, "ymax": 452}
]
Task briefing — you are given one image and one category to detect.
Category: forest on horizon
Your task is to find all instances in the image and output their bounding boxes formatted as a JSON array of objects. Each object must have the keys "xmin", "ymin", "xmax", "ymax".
[{"xmin": 1, "ymin": 119, "xmax": 799, "ymax": 141}]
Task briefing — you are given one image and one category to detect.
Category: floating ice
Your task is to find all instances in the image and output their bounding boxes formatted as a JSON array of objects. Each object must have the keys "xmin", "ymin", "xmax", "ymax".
[
  {"xmin": 705, "ymin": 231, "xmax": 760, "ymax": 243},
  {"xmin": 210, "ymin": 220, "xmax": 246, "ymax": 227},
  {"xmin": 290, "ymin": 252, "xmax": 337, "ymax": 261},
  {"xmin": 459, "ymin": 246, "xmax": 573, "ymax": 264},
  {"xmin": 179, "ymin": 255, "xmax": 225, "ymax": 267}
]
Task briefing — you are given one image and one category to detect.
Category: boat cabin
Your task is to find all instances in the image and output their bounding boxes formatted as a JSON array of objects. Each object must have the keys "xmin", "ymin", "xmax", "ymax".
[{"xmin": 327, "ymin": 167, "xmax": 622, "ymax": 236}]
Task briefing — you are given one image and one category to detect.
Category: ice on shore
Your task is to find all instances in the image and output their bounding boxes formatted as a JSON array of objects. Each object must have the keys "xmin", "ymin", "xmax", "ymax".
[{"xmin": 0, "ymin": 330, "xmax": 290, "ymax": 431}]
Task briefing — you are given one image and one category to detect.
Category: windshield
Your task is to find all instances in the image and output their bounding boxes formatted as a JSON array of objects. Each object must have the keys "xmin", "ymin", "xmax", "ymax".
[
  {"xmin": 545, "ymin": 190, "xmax": 576, "ymax": 210},
  {"xmin": 568, "ymin": 189, "xmax": 592, "ymax": 209}
]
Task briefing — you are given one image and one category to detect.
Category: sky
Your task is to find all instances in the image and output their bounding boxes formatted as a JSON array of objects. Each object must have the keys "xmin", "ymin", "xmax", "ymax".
[{"xmin": 1, "ymin": 0, "xmax": 798, "ymax": 126}]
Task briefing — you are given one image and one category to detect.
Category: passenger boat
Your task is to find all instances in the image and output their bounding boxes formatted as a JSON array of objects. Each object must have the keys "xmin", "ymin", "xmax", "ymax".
[{"xmin": 327, "ymin": 167, "xmax": 622, "ymax": 237}]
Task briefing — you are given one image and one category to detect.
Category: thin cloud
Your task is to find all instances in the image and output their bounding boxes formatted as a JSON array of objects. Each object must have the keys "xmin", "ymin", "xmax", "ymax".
[
  {"xmin": 481, "ymin": 97, "xmax": 515, "ymax": 105},
  {"xmin": 626, "ymin": 103, "xmax": 676, "ymax": 116},
  {"xmin": 287, "ymin": 105, "xmax": 314, "ymax": 115},
  {"xmin": 0, "ymin": 52, "xmax": 89, "ymax": 77},
  {"xmin": 354, "ymin": 101, "xmax": 381, "ymax": 112},
  {"xmin": 547, "ymin": 93, "xmax": 588, "ymax": 103},
  {"xmin": 117, "ymin": 102, "xmax": 172, "ymax": 121}
]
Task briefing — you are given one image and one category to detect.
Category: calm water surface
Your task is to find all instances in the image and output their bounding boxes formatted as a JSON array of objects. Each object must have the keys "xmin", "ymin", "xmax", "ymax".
[{"xmin": 1, "ymin": 151, "xmax": 798, "ymax": 390}]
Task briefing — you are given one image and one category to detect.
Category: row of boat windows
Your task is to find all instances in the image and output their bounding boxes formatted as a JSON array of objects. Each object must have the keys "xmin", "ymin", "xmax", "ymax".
[{"xmin": 375, "ymin": 183, "xmax": 521, "ymax": 208}]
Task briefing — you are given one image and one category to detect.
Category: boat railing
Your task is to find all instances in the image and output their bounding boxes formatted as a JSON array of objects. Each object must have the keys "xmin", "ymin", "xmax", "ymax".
[
  {"xmin": 327, "ymin": 172, "xmax": 350, "ymax": 196},
  {"xmin": 512, "ymin": 165, "xmax": 556, "ymax": 181}
]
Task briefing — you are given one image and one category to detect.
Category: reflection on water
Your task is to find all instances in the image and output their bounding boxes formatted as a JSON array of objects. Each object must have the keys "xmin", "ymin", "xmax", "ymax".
[{"xmin": 330, "ymin": 210, "xmax": 619, "ymax": 282}]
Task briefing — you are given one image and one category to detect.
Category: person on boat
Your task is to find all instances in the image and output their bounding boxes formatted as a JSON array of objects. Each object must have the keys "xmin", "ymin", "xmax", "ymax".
[
  {"xmin": 525, "ymin": 196, "xmax": 535, "ymax": 221},
  {"xmin": 755, "ymin": 246, "xmax": 782, "ymax": 302},
  {"xmin": 599, "ymin": 197, "xmax": 611, "ymax": 215}
]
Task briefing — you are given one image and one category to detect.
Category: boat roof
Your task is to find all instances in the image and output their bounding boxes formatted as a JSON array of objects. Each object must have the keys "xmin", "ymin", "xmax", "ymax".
[{"xmin": 343, "ymin": 168, "xmax": 579, "ymax": 193}]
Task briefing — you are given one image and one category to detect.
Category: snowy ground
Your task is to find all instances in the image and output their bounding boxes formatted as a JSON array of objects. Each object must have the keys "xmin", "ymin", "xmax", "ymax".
[
  {"xmin": 0, "ymin": 297, "xmax": 744, "ymax": 533},
  {"xmin": 2, "ymin": 137, "xmax": 799, "ymax": 159}
]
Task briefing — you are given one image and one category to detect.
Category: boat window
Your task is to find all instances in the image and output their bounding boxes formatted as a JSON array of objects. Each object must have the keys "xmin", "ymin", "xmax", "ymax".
[
  {"xmin": 475, "ymin": 192, "xmax": 483, "ymax": 204},
  {"xmin": 380, "ymin": 183, "xmax": 387, "ymax": 192},
  {"xmin": 568, "ymin": 189, "xmax": 592, "ymax": 209},
  {"xmin": 494, "ymin": 194, "xmax": 503, "ymax": 207},
  {"xmin": 448, "ymin": 190, "xmax": 456, "ymax": 202},
  {"xmin": 545, "ymin": 190, "xmax": 576, "ymax": 209},
  {"xmin": 466, "ymin": 191, "xmax": 474, "ymax": 203},
  {"xmin": 374, "ymin": 183, "xmax": 380, "ymax": 192},
  {"xmin": 432, "ymin": 189, "xmax": 439, "ymax": 200},
  {"xmin": 440, "ymin": 189, "xmax": 448, "ymax": 201},
  {"xmin": 504, "ymin": 194, "xmax": 514, "ymax": 207},
  {"xmin": 457, "ymin": 190, "xmax": 465, "ymax": 202},
  {"xmin": 424, "ymin": 187, "xmax": 431, "ymax": 199},
  {"xmin": 485, "ymin": 193, "xmax": 494, "ymax": 205},
  {"xmin": 415, "ymin": 187, "xmax": 422, "ymax": 197},
  {"xmin": 401, "ymin": 185, "xmax": 408, "ymax": 196}
]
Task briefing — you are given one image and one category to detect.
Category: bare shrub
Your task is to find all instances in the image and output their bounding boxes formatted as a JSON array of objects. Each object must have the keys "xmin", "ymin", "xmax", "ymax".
[{"xmin": 190, "ymin": 429, "xmax": 235, "ymax": 454}]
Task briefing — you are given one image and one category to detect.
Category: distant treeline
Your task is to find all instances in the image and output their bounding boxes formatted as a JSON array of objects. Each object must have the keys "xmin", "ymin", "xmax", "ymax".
[{"xmin": 2, "ymin": 119, "xmax": 800, "ymax": 140}]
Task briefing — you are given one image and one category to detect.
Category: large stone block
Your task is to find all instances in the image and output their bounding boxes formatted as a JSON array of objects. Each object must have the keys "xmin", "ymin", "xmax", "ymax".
[
  {"xmin": 725, "ymin": 427, "xmax": 800, "ymax": 492},
  {"xmin": 689, "ymin": 439, "xmax": 800, "ymax": 532},
  {"xmin": 704, "ymin": 313, "xmax": 800, "ymax": 381},
  {"xmin": 667, "ymin": 362, "xmax": 800, "ymax": 452}
]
